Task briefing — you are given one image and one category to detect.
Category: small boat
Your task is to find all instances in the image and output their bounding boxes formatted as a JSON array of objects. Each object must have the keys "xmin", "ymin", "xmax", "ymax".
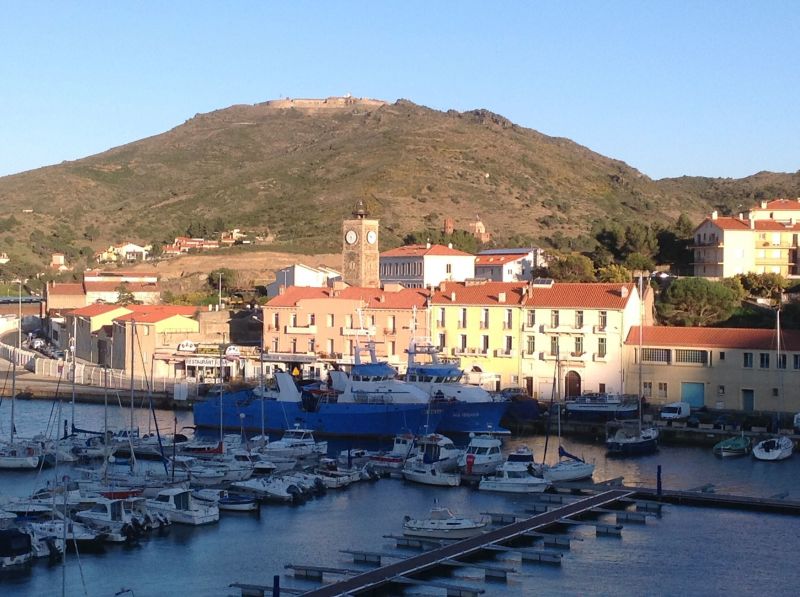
[
  {"xmin": 605, "ymin": 422, "xmax": 658, "ymax": 456},
  {"xmin": 146, "ymin": 489, "xmax": 219, "ymax": 525},
  {"xmin": 478, "ymin": 446, "xmax": 549, "ymax": 494},
  {"xmin": 231, "ymin": 476, "xmax": 303, "ymax": 503},
  {"xmin": 0, "ymin": 442, "xmax": 42, "ymax": 470},
  {"xmin": 402, "ymin": 434, "xmax": 462, "ymax": 487},
  {"xmin": 403, "ymin": 506, "xmax": 488, "ymax": 539},
  {"xmin": 191, "ymin": 489, "xmax": 258, "ymax": 512},
  {"xmin": 457, "ymin": 433, "xmax": 504, "ymax": 476},
  {"xmin": 402, "ymin": 463, "xmax": 461, "ymax": 487},
  {"xmin": 538, "ymin": 446, "xmax": 596, "ymax": 482},
  {"xmin": 564, "ymin": 393, "xmax": 639, "ymax": 421},
  {"xmin": 74, "ymin": 498, "xmax": 144, "ymax": 543},
  {"xmin": 752, "ymin": 436, "xmax": 794, "ymax": 462},
  {"xmin": 0, "ymin": 528, "xmax": 33, "ymax": 568},
  {"xmin": 713, "ymin": 434, "xmax": 752, "ymax": 458},
  {"xmin": 367, "ymin": 434, "xmax": 417, "ymax": 472},
  {"xmin": 262, "ymin": 427, "xmax": 328, "ymax": 460}
]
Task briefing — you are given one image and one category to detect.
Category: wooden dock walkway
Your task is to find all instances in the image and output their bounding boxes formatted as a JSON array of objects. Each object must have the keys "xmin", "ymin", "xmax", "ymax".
[{"xmin": 298, "ymin": 488, "xmax": 633, "ymax": 597}]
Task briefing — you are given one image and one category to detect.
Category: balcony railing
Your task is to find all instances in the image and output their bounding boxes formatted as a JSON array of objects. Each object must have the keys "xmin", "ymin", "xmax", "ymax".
[
  {"xmin": 341, "ymin": 325, "xmax": 376, "ymax": 336},
  {"xmin": 284, "ymin": 324, "xmax": 317, "ymax": 335},
  {"xmin": 494, "ymin": 348, "xmax": 516, "ymax": 358}
]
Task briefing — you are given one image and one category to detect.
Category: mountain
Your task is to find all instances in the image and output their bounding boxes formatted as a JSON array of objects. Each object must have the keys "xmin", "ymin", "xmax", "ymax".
[{"xmin": 0, "ymin": 96, "xmax": 798, "ymax": 275}]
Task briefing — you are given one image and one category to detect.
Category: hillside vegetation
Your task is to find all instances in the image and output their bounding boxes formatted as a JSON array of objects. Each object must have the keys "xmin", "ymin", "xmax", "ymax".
[{"xmin": 0, "ymin": 97, "xmax": 799, "ymax": 278}]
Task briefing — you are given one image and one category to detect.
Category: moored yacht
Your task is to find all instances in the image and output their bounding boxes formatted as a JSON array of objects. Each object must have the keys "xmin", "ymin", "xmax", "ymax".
[
  {"xmin": 146, "ymin": 488, "xmax": 219, "ymax": 525},
  {"xmin": 478, "ymin": 446, "xmax": 550, "ymax": 494}
]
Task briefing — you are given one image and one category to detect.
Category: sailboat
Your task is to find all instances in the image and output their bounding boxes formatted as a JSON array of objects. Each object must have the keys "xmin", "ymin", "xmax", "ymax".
[
  {"xmin": 535, "ymin": 350, "xmax": 594, "ymax": 481},
  {"xmin": 606, "ymin": 275, "xmax": 658, "ymax": 456},
  {"xmin": 752, "ymin": 303, "xmax": 794, "ymax": 462},
  {"xmin": 0, "ymin": 334, "xmax": 43, "ymax": 470}
]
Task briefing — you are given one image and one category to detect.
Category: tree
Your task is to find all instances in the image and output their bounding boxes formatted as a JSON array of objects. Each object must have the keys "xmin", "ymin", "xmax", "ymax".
[
  {"xmin": 719, "ymin": 277, "xmax": 747, "ymax": 302},
  {"xmin": 736, "ymin": 272, "xmax": 787, "ymax": 302},
  {"xmin": 656, "ymin": 278, "xmax": 739, "ymax": 326},
  {"xmin": 115, "ymin": 283, "xmax": 136, "ymax": 305},
  {"xmin": 207, "ymin": 268, "xmax": 236, "ymax": 294},
  {"xmin": 622, "ymin": 224, "xmax": 659, "ymax": 259},
  {"xmin": 548, "ymin": 254, "xmax": 596, "ymax": 282},
  {"xmin": 597, "ymin": 264, "xmax": 632, "ymax": 283},
  {"xmin": 623, "ymin": 252, "xmax": 655, "ymax": 273}
]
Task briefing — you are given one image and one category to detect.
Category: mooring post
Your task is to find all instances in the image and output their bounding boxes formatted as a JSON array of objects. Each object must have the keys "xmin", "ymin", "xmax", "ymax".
[
  {"xmin": 273, "ymin": 574, "xmax": 280, "ymax": 597},
  {"xmin": 657, "ymin": 465, "xmax": 662, "ymax": 496}
]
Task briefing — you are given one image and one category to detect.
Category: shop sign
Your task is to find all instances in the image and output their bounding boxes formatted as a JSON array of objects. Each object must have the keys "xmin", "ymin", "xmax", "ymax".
[
  {"xmin": 177, "ymin": 340, "xmax": 197, "ymax": 353},
  {"xmin": 225, "ymin": 345, "xmax": 241, "ymax": 358},
  {"xmin": 186, "ymin": 357, "xmax": 219, "ymax": 367}
]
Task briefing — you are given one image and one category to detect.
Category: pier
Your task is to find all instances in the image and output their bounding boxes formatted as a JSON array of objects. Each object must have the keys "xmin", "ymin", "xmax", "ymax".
[{"xmin": 292, "ymin": 489, "xmax": 633, "ymax": 597}]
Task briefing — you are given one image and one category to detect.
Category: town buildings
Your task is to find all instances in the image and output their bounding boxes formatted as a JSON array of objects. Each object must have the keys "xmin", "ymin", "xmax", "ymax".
[
  {"xmin": 475, "ymin": 248, "xmax": 547, "ymax": 282},
  {"xmin": 265, "ymin": 264, "xmax": 342, "ymax": 298},
  {"xmin": 379, "ymin": 243, "xmax": 476, "ymax": 288},
  {"xmin": 693, "ymin": 198, "xmax": 800, "ymax": 279}
]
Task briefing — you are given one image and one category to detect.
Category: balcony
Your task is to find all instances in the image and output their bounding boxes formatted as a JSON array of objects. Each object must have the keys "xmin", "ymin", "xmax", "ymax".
[
  {"xmin": 502, "ymin": 322, "xmax": 514, "ymax": 330},
  {"xmin": 593, "ymin": 352, "xmax": 608, "ymax": 362},
  {"xmin": 284, "ymin": 324, "xmax": 317, "ymax": 335},
  {"xmin": 593, "ymin": 325, "xmax": 608, "ymax": 334},
  {"xmin": 522, "ymin": 322, "xmax": 537, "ymax": 332},
  {"xmin": 540, "ymin": 351, "xmax": 558, "ymax": 361},
  {"xmin": 341, "ymin": 325, "xmax": 376, "ymax": 336},
  {"xmin": 479, "ymin": 322, "xmax": 489, "ymax": 330},
  {"xmin": 383, "ymin": 328, "xmax": 396, "ymax": 336},
  {"xmin": 494, "ymin": 348, "xmax": 516, "ymax": 358},
  {"xmin": 521, "ymin": 350, "xmax": 536, "ymax": 359}
]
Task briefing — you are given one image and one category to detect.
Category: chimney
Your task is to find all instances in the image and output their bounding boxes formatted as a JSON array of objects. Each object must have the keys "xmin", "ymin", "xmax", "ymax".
[
  {"xmin": 498, "ymin": 292, "xmax": 506, "ymax": 303},
  {"xmin": 738, "ymin": 213, "xmax": 744, "ymax": 219},
  {"xmin": 379, "ymin": 295, "xmax": 386, "ymax": 303},
  {"xmin": 761, "ymin": 200, "xmax": 768, "ymax": 208},
  {"xmin": 448, "ymin": 242, "xmax": 453, "ymax": 249},
  {"xmin": 450, "ymin": 292, "xmax": 456, "ymax": 302},
  {"xmin": 440, "ymin": 281, "xmax": 447, "ymax": 292},
  {"xmin": 621, "ymin": 286, "xmax": 629, "ymax": 298},
  {"xmin": 426, "ymin": 241, "xmax": 431, "ymax": 249},
  {"xmin": 711, "ymin": 210, "xmax": 718, "ymax": 220},
  {"xmin": 750, "ymin": 219, "xmax": 755, "ymax": 229}
]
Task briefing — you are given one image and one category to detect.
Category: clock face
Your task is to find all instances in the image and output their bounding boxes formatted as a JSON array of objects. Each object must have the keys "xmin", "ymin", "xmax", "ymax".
[
  {"xmin": 367, "ymin": 230, "xmax": 377, "ymax": 244},
  {"xmin": 345, "ymin": 230, "xmax": 358, "ymax": 245}
]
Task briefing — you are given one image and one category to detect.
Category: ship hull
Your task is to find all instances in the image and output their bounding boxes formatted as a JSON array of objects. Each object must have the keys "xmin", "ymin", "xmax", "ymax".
[
  {"xmin": 193, "ymin": 392, "xmax": 439, "ymax": 439},
  {"xmin": 435, "ymin": 400, "xmax": 510, "ymax": 435}
]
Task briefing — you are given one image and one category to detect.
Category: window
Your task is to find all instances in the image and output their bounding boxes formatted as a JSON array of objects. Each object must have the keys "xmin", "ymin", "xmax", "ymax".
[
  {"xmin": 505, "ymin": 308, "xmax": 513, "ymax": 329},
  {"xmin": 794, "ymin": 354, "xmax": 800, "ymax": 370},
  {"xmin": 307, "ymin": 338, "xmax": 315, "ymax": 352},
  {"xmin": 460, "ymin": 334, "xmax": 467, "ymax": 350},
  {"xmin": 460, "ymin": 308, "xmax": 467, "ymax": 328},
  {"xmin": 641, "ymin": 348, "xmax": 671, "ymax": 363},
  {"xmin": 772, "ymin": 388, "xmax": 779, "ymax": 397},
  {"xmin": 327, "ymin": 339, "xmax": 334, "ymax": 354},
  {"xmin": 505, "ymin": 336, "xmax": 513, "ymax": 352},
  {"xmin": 718, "ymin": 385, "xmax": 725, "ymax": 395},
  {"xmin": 446, "ymin": 263, "xmax": 452, "ymax": 274},
  {"xmin": 346, "ymin": 314, "xmax": 353, "ymax": 328},
  {"xmin": 481, "ymin": 308, "xmax": 490, "ymax": 329},
  {"xmin": 759, "ymin": 353, "xmax": 770, "ymax": 368},
  {"xmin": 643, "ymin": 381, "xmax": 652, "ymax": 397},
  {"xmin": 657, "ymin": 382, "xmax": 668, "ymax": 398},
  {"xmin": 271, "ymin": 339, "xmax": 279, "ymax": 352},
  {"xmin": 598, "ymin": 311, "xmax": 607, "ymax": 330},
  {"xmin": 550, "ymin": 336, "xmax": 558, "ymax": 356},
  {"xmin": 438, "ymin": 308, "xmax": 446, "ymax": 327},
  {"xmin": 481, "ymin": 335, "xmax": 489, "ymax": 353},
  {"xmin": 575, "ymin": 311, "xmax": 584, "ymax": 329},
  {"xmin": 777, "ymin": 354, "xmax": 787, "ymax": 369},
  {"xmin": 550, "ymin": 310, "xmax": 559, "ymax": 328},
  {"xmin": 290, "ymin": 338, "xmax": 297, "ymax": 353},
  {"xmin": 273, "ymin": 313, "xmax": 279, "ymax": 329},
  {"xmin": 327, "ymin": 314, "xmax": 334, "ymax": 327},
  {"xmin": 598, "ymin": 337, "xmax": 607, "ymax": 358},
  {"xmin": 526, "ymin": 310, "xmax": 536, "ymax": 327},
  {"xmin": 675, "ymin": 349, "xmax": 708, "ymax": 365},
  {"xmin": 743, "ymin": 352, "xmax": 753, "ymax": 368},
  {"xmin": 309, "ymin": 313, "xmax": 315, "ymax": 326},
  {"xmin": 526, "ymin": 335, "xmax": 535, "ymax": 355},
  {"xmin": 386, "ymin": 315, "xmax": 395, "ymax": 333},
  {"xmin": 389, "ymin": 341, "xmax": 396, "ymax": 356},
  {"xmin": 574, "ymin": 336, "xmax": 583, "ymax": 355},
  {"xmin": 599, "ymin": 383, "xmax": 606, "ymax": 393},
  {"xmin": 719, "ymin": 351, "xmax": 725, "ymax": 360},
  {"xmin": 438, "ymin": 333, "xmax": 445, "ymax": 350},
  {"xmin": 290, "ymin": 313, "xmax": 298, "ymax": 327}
]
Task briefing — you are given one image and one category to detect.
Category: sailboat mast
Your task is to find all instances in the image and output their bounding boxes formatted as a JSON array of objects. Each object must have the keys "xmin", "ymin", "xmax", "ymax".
[
  {"xmin": 9, "ymin": 341, "xmax": 15, "ymax": 443},
  {"xmin": 130, "ymin": 320, "xmax": 136, "ymax": 437},
  {"xmin": 638, "ymin": 275, "xmax": 644, "ymax": 434}
]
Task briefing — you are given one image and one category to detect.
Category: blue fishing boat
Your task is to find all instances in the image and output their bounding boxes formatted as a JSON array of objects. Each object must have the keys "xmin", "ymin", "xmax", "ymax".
[
  {"xmin": 401, "ymin": 339, "xmax": 510, "ymax": 435},
  {"xmin": 193, "ymin": 370, "xmax": 440, "ymax": 439}
]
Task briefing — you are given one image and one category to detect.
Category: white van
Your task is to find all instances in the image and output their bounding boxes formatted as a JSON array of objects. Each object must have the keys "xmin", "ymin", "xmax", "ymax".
[{"xmin": 660, "ymin": 401, "xmax": 691, "ymax": 421}]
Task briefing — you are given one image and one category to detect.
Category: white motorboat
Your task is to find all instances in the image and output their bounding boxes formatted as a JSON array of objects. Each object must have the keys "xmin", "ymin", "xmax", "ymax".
[
  {"xmin": 402, "ymin": 434, "xmax": 463, "ymax": 487},
  {"xmin": 539, "ymin": 456, "xmax": 595, "ymax": 482},
  {"xmin": 402, "ymin": 463, "xmax": 461, "ymax": 487},
  {"xmin": 262, "ymin": 427, "xmax": 328, "ymax": 460},
  {"xmin": 752, "ymin": 436, "xmax": 794, "ymax": 462},
  {"xmin": 457, "ymin": 433, "xmax": 504, "ymax": 475},
  {"xmin": 368, "ymin": 434, "xmax": 417, "ymax": 472},
  {"xmin": 478, "ymin": 446, "xmax": 550, "ymax": 494},
  {"xmin": 231, "ymin": 476, "xmax": 302, "ymax": 503},
  {"xmin": 0, "ymin": 442, "xmax": 42, "ymax": 470},
  {"xmin": 0, "ymin": 528, "xmax": 33, "ymax": 568},
  {"xmin": 146, "ymin": 489, "xmax": 219, "ymax": 525},
  {"xmin": 403, "ymin": 506, "xmax": 489, "ymax": 539},
  {"xmin": 75, "ymin": 498, "xmax": 143, "ymax": 543}
]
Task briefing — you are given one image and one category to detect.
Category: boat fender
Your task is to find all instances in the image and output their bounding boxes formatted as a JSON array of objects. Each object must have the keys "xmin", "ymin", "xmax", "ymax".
[{"xmin": 466, "ymin": 453, "xmax": 475, "ymax": 475}]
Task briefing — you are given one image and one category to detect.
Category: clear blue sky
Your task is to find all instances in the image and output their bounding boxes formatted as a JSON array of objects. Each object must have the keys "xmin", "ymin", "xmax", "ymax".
[{"xmin": 1, "ymin": 1, "xmax": 798, "ymax": 179}]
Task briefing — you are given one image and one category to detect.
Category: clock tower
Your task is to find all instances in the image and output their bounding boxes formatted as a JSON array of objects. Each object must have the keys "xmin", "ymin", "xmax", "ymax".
[{"xmin": 342, "ymin": 199, "xmax": 380, "ymax": 287}]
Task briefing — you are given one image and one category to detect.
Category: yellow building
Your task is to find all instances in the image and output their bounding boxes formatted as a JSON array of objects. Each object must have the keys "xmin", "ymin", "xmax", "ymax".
[
  {"xmin": 624, "ymin": 326, "xmax": 800, "ymax": 414},
  {"xmin": 429, "ymin": 280, "xmax": 647, "ymax": 396},
  {"xmin": 693, "ymin": 199, "xmax": 800, "ymax": 279}
]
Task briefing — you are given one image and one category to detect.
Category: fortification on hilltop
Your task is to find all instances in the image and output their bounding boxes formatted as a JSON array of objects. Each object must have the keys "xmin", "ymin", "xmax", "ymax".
[{"xmin": 261, "ymin": 96, "xmax": 387, "ymax": 111}]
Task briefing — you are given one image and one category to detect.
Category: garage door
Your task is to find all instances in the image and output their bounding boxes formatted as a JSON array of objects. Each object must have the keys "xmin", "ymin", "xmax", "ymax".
[{"xmin": 680, "ymin": 382, "xmax": 705, "ymax": 407}]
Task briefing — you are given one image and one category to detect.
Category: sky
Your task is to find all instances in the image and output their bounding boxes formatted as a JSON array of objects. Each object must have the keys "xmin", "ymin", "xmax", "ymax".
[{"xmin": 1, "ymin": 1, "xmax": 798, "ymax": 180}]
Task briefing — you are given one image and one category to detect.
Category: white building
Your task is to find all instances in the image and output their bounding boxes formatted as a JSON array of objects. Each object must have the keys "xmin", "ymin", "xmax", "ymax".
[
  {"xmin": 475, "ymin": 248, "xmax": 547, "ymax": 282},
  {"xmin": 266, "ymin": 264, "xmax": 343, "ymax": 298},
  {"xmin": 379, "ymin": 243, "xmax": 475, "ymax": 289}
]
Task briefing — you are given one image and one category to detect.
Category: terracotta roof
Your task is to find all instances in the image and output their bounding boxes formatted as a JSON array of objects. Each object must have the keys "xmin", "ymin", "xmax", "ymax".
[
  {"xmin": 267, "ymin": 286, "xmax": 430, "ymax": 309},
  {"xmin": 697, "ymin": 216, "xmax": 750, "ymax": 231},
  {"xmin": 68, "ymin": 304, "xmax": 131, "ymax": 317},
  {"xmin": 524, "ymin": 283, "xmax": 636, "ymax": 309},
  {"xmin": 113, "ymin": 305, "xmax": 198, "ymax": 323},
  {"xmin": 752, "ymin": 220, "xmax": 800, "ymax": 231},
  {"xmin": 47, "ymin": 283, "xmax": 84, "ymax": 296},
  {"xmin": 475, "ymin": 254, "xmax": 522, "ymax": 266},
  {"xmin": 750, "ymin": 198, "xmax": 800, "ymax": 211},
  {"xmin": 380, "ymin": 244, "xmax": 474, "ymax": 258},
  {"xmin": 430, "ymin": 282, "xmax": 528, "ymax": 306},
  {"xmin": 625, "ymin": 326, "xmax": 800, "ymax": 351}
]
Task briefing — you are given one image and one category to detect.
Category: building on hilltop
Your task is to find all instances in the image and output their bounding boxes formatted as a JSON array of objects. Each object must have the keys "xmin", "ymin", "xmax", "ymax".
[
  {"xmin": 475, "ymin": 248, "xmax": 548, "ymax": 282},
  {"xmin": 468, "ymin": 216, "xmax": 491, "ymax": 244},
  {"xmin": 265, "ymin": 263, "xmax": 343, "ymax": 298},
  {"xmin": 379, "ymin": 243, "xmax": 476, "ymax": 289},
  {"xmin": 693, "ymin": 198, "xmax": 800, "ymax": 279}
]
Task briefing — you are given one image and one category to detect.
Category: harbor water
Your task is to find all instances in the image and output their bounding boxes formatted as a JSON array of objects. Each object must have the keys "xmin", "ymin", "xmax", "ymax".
[{"xmin": 1, "ymin": 399, "xmax": 799, "ymax": 596}]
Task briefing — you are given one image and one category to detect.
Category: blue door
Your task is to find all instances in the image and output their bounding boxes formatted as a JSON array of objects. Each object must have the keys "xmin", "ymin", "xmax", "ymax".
[
  {"xmin": 742, "ymin": 389, "xmax": 754, "ymax": 412},
  {"xmin": 680, "ymin": 382, "xmax": 705, "ymax": 408}
]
